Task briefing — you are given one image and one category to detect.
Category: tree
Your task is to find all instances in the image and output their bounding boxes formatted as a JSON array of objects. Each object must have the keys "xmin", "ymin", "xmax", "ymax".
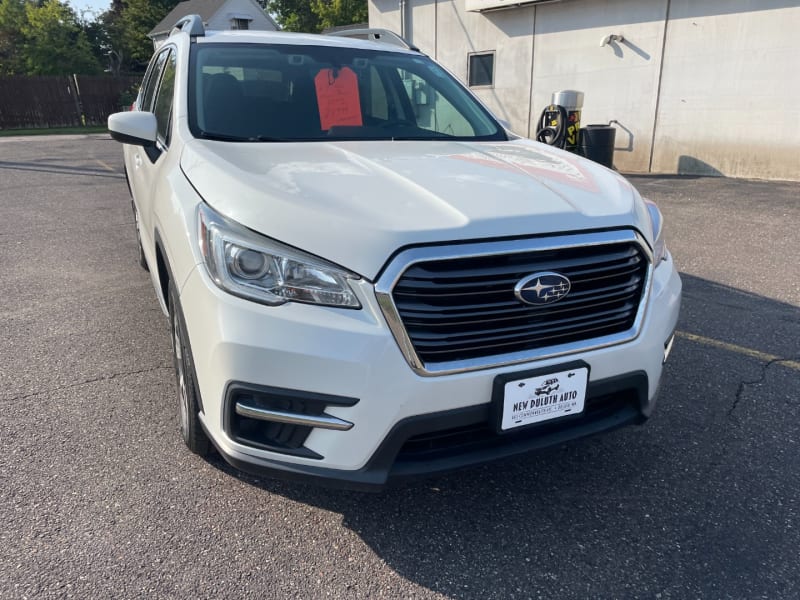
[
  {"xmin": 311, "ymin": 0, "xmax": 367, "ymax": 32},
  {"xmin": 267, "ymin": 0, "xmax": 367, "ymax": 33},
  {"xmin": 21, "ymin": 0, "xmax": 102, "ymax": 75},
  {"xmin": 267, "ymin": 0, "xmax": 318, "ymax": 32},
  {"xmin": 0, "ymin": 0, "xmax": 25, "ymax": 74},
  {"xmin": 92, "ymin": 1, "xmax": 127, "ymax": 75},
  {"xmin": 117, "ymin": 0, "xmax": 176, "ymax": 70}
]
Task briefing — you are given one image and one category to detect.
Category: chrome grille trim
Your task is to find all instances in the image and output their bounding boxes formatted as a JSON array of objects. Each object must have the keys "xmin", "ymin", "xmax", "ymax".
[{"xmin": 374, "ymin": 230, "xmax": 653, "ymax": 376}]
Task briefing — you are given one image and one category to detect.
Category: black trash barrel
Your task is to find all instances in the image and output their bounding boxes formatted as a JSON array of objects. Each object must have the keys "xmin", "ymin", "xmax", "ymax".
[{"xmin": 578, "ymin": 125, "xmax": 616, "ymax": 168}]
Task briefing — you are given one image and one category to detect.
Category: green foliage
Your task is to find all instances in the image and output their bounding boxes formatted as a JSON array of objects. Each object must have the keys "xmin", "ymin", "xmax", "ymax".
[
  {"xmin": 22, "ymin": 0, "xmax": 101, "ymax": 75},
  {"xmin": 0, "ymin": 0, "xmax": 102, "ymax": 75},
  {"xmin": 0, "ymin": 0, "xmax": 27, "ymax": 74},
  {"xmin": 267, "ymin": 0, "xmax": 367, "ymax": 33},
  {"xmin": 267, "ymin": 0, "xmax": 318, "ymax": 32},
  {"xmin": 0, "ymin": 0, "xmax": 179, "ymax": 75},
  {"xmin": 311, "ymin": 0, "xmax": 368, "ymax": 32},
  {"xmin": 117, "ymin": 0, "xmax": 176, "ymax": 70},
  {"xmin": 92, "ymin": 0, "xmax": 181, "ymax": 74},
  {"xmin": 118, "ymin": 83, "xmax": 139, "ymax": 107},
  {"xmin": 0, "ymin": 0, "xmax": 366, "ymax": 76},
  {"xmin": 0, "ymin": 125, "xmax": 108, "ymax": 136}
]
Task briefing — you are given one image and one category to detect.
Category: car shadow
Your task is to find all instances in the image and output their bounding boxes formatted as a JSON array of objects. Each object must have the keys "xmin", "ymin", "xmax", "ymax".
[
  {"xmin": 0, "ymin": 160, "xmax": 124, "ymax": 179},
  {"xmin": 206, "ymin": 273, "xmax": 800, "ymax": 598}
]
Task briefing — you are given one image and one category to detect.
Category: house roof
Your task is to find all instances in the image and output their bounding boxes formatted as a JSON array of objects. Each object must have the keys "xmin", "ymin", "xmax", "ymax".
[
  {"xmin": 149, "ymin": 0, "xmax": 278, "ymax": 38},
  {"xmin": 149, "ymin": 0, "xmax": 225, "ymax": 37}
]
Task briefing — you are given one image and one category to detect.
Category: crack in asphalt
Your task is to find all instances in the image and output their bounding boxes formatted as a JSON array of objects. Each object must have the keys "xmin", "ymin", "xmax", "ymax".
[
  {"xmin": 729, "ymin": 356, "xmax": 800, "ymax": 422},
  {"xmin": 0, "ymin": 365, "xmax": 172, "ymax": 403}
]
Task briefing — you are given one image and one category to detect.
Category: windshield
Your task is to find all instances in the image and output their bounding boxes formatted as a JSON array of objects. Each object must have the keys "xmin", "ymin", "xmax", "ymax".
[{"xmin": 189, "ymin": 43, "xmax": 506, "ymax": 142}]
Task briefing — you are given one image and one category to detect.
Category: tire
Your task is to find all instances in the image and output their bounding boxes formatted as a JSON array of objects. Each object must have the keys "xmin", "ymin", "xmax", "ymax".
[
  {"xmin": 168, "ymin": 279, "xmax": 211, "ymax": 456},
  {"xmin": 132, "ymin": 200, "xmax": 149, "ymax": 271}
]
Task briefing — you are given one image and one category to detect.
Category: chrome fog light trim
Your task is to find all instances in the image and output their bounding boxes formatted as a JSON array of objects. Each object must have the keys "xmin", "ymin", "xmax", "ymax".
[{"xmin": 235, "ymin": 402, "xmax": 354, "ymax": 431}]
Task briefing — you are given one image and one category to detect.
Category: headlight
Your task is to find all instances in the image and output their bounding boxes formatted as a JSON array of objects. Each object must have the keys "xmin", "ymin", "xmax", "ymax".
[
  {"xmin": 198, "ymin": 203, "xmax": 361, "ymax": 308},
  {"xmin": 643, "ymin": 198, "xmax": 668, "ymax": 267}
]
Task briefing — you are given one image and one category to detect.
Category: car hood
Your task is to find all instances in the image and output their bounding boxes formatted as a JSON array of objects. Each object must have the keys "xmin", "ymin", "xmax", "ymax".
[{"xmin": 180, "ymin": 138, "xmax": 651, "ymax": 280}]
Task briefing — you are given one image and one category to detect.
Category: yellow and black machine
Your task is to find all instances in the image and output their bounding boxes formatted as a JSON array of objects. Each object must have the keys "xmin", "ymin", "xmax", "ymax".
[
  {"xmin": 535, "ymin": 90, "xmax": 584, "ymax": 152},
  {"xmin": 535, "ymin": 89, "xmax": 617, "ymax": 169}
]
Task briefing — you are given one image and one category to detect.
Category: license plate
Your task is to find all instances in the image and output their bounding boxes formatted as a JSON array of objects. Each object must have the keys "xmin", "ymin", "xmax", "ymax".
[{"xmin": 497, "ymin": 366, "xmax": 589, "ymax": 431}]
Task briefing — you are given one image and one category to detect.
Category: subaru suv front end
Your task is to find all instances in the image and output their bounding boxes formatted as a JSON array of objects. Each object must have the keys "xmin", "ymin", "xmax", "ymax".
[{"xmin": 107, "ymin": 18, "xmax": 681, "ymax": 489}]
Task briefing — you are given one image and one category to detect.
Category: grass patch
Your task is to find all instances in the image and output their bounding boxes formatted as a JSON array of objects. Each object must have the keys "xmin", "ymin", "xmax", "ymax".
[{"xmin": 0, "ymin": 125, "xmax": 108, "ymax": 137}]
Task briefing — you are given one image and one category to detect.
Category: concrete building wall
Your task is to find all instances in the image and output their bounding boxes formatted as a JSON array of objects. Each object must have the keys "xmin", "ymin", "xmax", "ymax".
[
  {"xmin": 530, "ymin": 0, "xmax": 668, "ymax": 172},
  {"xmin": 369, "ymin": 1, "xmax": 402, "ymax": 40},
  {"xmin": 437, "ymin": 1, "xmax": 535, "ymax": 136},
  {"xmin": 652, "ymin": 0, "xmax": 800, "ymax": 180},
  {"xmin": 370, "ymin": 0, "xmax": 536, "ymax": 143},
  {"xmin": 369, "ymin": 0, "xmax": 800, "ymax": 181}
]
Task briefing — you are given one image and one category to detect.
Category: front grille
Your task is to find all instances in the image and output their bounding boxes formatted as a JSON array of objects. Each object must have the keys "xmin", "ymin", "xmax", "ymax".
[{"xmin": 391, "ymin": 240, "xmax": 649, "ymax": 365}]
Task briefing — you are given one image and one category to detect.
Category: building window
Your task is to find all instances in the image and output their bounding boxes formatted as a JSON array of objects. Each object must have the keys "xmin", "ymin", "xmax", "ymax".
[
  {"xmin": 231, "ymin": 18, "xmax": 250, "ymax": 30},
  {"xmin": 468, "ymin": 52, "xmax": 495, "ymax": 87}
]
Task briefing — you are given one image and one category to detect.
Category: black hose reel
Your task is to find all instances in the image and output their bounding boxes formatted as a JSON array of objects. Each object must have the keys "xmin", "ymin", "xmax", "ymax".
[
  {"xmin": 535, "ymin": 104, "xmax": 569, "ymax": 147},
  {"xmin": 535, "ymin": 90, "xmax": 583, "ymax": 152}
]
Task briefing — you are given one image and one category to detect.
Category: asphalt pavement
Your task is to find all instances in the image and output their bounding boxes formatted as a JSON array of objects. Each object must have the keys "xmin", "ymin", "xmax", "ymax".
[{"xmin": 0, "ymin": 134, "xmax": 798, "ymax": 599}]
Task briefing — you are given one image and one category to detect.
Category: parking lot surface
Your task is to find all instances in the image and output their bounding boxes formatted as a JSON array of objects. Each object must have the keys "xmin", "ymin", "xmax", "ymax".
[{"xmin": 1, "ymin": 134, "xmax": 798, "ymax": 599}]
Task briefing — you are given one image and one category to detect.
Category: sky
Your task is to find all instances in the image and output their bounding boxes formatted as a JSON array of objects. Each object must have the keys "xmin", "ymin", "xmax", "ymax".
[{"xmin": 68, "ymin": 0, "xmax": 111, "ymax": 19}]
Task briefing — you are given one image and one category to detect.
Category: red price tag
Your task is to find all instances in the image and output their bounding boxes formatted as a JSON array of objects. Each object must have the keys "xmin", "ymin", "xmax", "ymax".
[{"xmin": 314, "ymin": 67, "xmax": 363, "ymax": 131}]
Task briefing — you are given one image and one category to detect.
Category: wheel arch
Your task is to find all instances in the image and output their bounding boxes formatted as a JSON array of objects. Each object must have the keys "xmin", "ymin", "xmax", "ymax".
[{"xmin": 155, "ymin": 228, "xmax": 206, "ymax": 416}]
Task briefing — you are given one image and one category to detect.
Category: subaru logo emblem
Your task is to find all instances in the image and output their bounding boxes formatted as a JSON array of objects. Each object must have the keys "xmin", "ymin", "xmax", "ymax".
[{"xmin": 514, "ymin": 272, "xmax": 571, "ymax": 306}]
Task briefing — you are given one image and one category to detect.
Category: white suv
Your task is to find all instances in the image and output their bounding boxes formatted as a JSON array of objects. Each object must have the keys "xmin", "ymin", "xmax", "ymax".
[{"xmin": 108, "ymin": 17, "xmax": 681, "ymax": 489}]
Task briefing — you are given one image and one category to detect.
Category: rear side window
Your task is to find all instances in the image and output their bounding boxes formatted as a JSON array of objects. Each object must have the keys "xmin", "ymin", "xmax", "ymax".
[{"xmin": 153, "ymin": 50, "xmax": 177, "ymax": 145}]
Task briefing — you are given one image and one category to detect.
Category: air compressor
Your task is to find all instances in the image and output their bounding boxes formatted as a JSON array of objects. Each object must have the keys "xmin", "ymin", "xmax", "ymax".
[{"xmin": 535, "ymin": 90, "xmax": 584, "ymax": 152}]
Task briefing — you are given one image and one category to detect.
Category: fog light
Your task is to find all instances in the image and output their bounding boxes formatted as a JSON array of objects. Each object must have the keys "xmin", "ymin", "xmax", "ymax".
[{"xmin": 224, "ymin": 382, "xmax": 359, "ymax": 458}]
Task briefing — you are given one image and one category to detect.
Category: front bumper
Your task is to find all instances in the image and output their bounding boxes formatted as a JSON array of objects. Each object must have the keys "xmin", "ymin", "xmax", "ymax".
[
  {"xmin": 212, "ymin": 371, "xmax": 647, "ymax": 491},
  {"xmin": 179, "ymin": 251, "xmax": 681, "ymax": 489}
]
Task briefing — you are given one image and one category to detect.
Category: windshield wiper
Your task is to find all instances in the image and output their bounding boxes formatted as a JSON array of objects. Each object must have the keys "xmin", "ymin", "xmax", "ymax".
[
  {"xmin": 198, "ymin": 131, "xmax": 252, "ymax": 142},
  {"xmin": 253, "ymin": 135, "xmax": 291, "ymax": 142},
  {"xmin": 199, "ymin": 131, "xmax": 295, "ymax": 143}
]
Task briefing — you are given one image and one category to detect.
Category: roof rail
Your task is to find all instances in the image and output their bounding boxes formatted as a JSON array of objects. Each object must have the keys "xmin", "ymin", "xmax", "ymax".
[
  {"xmin": 171, "ymin": 14, "xmax": 205, "ymax": 38},
  {"xmin": 327, "ymin": 28, "xmax": 419, "ymax": 52}
]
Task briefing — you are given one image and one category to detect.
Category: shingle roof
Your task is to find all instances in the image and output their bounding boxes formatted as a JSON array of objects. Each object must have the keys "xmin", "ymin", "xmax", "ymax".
[{"xmin": 149, "ymin": 0, "xmax": 228, "ymax": 37}]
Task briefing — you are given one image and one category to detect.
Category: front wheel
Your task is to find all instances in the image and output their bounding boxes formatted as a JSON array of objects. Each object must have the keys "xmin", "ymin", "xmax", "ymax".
[{"xmin": 168, "ymin": 280, "xmax": 210, "ymax": 456}]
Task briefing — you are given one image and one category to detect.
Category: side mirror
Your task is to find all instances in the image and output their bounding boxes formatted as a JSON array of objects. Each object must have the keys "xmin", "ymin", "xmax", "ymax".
[{"xmin": 108, "ymin": 111, "xmax": 157, "ymax": 147}]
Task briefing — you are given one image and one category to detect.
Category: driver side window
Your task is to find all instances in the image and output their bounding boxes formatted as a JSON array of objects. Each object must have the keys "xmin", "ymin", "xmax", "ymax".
[
  {"xmin": 153, "ymin": 50, "xmax": 176, "ymax": 147},
  {"xmin": 139, "ymin": 49, "xmax": 169, "ymax": 113}
]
